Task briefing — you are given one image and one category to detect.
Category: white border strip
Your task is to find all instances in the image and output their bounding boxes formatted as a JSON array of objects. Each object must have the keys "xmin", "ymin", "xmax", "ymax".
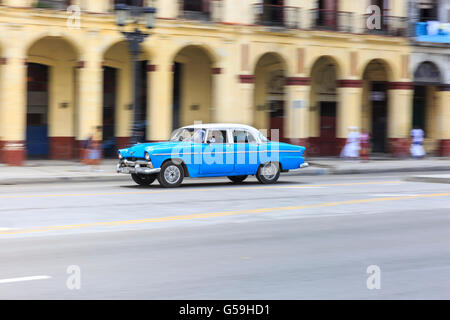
[{"xmin": 0, "ymin": 275, "xmax": 51, "ymax": 284}]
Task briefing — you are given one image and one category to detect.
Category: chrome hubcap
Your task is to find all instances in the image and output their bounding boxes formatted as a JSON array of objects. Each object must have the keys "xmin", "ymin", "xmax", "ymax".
[
  {"xmin": 164, "ymin": 165, "xmax": 181, "ymax": 184},
  {"xmin": 262, "ymin": 163, "xmax": 277, "ymax": 180}
]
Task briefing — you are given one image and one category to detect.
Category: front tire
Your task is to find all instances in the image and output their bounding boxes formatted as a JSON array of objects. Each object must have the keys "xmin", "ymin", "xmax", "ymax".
[
  {"xmin": 131, "ymin": 173, "xmax": 156, "ymax": 186},
  {"xmin": 256, "ymin": 162, "xmax": 280, "ymax": 184},
  {"xmin": 227, "ymin": 175, "xmax": 248, "ymax": 183},
  {"xmin": 157, "ymin": 161, "xmax": 185, "ymax": 188}
]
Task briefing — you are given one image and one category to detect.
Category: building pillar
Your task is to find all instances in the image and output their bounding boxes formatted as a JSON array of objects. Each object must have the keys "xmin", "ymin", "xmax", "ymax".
[
  {"xmin": 0, "ymin": 55, "xmax": 27, "ymax": 166},
  {"xmin": 76, "ymin": 56, "xmax": 103, "ymax": 158},
  {"xmin": 285, "ymin": 77, "xmax": 311, "ymax": 148},
  {"xmin": 148, "ymin": 55, "xmax": 173, "ymax": 141},
  {"xmin": 212, "ymin": 67, "xmax": 228, "ymax": 123},
  {"xmin": 337, "ymin": 80, "xmax": 364, "ymax": 154},
  {"xmin": 437, "ymin": 85, "xmax": 450, "ymax": 156},
  {"xmin": 387, "ymin": 82, "xmax": 414, "ymax": 157},
  {"xmin": 49, "ymin": 61, "xmax": 76, "ymax": 160},
  {"xmin": 237, "ymin": 75, "xmax": 255, "ymax": 125}
]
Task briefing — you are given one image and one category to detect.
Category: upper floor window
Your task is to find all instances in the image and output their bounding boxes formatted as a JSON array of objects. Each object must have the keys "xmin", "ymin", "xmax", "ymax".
[
  {"xmin": 179, "ymin": 0, "xmax": 213, "ymax": 21},
  {"xmin": 253, "ymin": 0, "xmax": 300, "ymax": 29},
  {"xmin": 114, "ymin": 0, "xmax": 144, "ymax": 6},
  {"xmin": 35, "ymin": 0, "xmax": 71, "ymax": 9}
]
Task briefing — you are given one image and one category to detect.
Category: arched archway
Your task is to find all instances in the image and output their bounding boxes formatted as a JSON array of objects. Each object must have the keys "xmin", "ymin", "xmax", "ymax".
[
  {"xmin": 413, "ymin": 61, "xmax": 442, "ymax": 154},
  {"xmin": 26, "ymin": 36, "xmax": 79, "ymax": 160},
  {"xmin": 309, "ymin": 56, "xmax": 340, "ymax": 156},
  {"xmin": 102, "ymin": 40, "xmax": 151, "ymax": 156},
  {"xmin": 253, "ymin": 52, "xmax": 287, "ymax": 142},
  {"xmin": 171, "ymin": 45, "xmax": 214, "ymax": 130},
  {"xmin": 361, "ymin": 59, "xmax": 392, "ymax": 154}
]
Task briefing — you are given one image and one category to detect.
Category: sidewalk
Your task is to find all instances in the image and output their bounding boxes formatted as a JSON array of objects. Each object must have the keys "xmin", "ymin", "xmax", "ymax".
[
  {"xmin": 0, "ymin": 157, "xmax": 449, "ymax": 185},
  {"xmin": 298, "ymin": 157, "xmax": 450, "ymax": 176}
]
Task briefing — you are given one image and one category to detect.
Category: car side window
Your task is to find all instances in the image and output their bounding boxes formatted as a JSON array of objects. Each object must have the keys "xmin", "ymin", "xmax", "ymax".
[
  {"xmin": 206, "ymin": 130, "xmax": 227, "ymax": 144},
  {"xmin": 192, "ymin": 129, "xmax": 206, "ymax": 143},
  {"xmin": 233, "ymin": 130, "xmax": 257, "ymax": 144}
]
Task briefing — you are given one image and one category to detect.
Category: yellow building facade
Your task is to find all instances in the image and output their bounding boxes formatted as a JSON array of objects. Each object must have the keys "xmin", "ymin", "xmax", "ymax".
[{"xmin": 0, "ymin": 0, "xmax": 448, "ymax": 165}]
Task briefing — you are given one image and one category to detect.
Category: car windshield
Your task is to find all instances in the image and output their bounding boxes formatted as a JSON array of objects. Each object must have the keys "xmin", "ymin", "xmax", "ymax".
[
  {"xmin": 258, "ymin": 131, "xmax": 269, "ymax": 143},
  {"xmin": 169, "ymin": 128, "xmax": 206, "ymax": 143}
]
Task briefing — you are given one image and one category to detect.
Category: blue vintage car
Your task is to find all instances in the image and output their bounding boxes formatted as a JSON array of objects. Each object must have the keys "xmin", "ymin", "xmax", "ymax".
[{"xmin": 117, "ymin": 124, "xmax": 308, "ymax": 188}]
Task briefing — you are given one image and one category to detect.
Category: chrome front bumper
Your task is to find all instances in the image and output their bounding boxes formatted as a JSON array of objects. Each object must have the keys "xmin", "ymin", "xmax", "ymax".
[
  {"xmin": 116, "ymin": 159, "xmax": 161, "ymax": 175},
  {"xmin": 289, "ymin": 162, "xmax": 309, "ymax": 172}
]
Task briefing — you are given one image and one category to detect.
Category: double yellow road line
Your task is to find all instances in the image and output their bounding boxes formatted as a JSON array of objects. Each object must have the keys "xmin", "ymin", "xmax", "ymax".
[{"xmin": 0, "ymin": 181, "xmax": 448, "ymax": 236}]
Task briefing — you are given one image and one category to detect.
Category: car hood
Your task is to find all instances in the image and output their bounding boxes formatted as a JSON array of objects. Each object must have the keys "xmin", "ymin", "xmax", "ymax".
[{"xmin": 118, "ymin": 141, "xmax": 189, "ymax": 158}]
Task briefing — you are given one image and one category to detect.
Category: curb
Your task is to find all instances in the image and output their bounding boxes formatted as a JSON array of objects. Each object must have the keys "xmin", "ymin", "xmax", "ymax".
[
  {"xmin": 0, "ymin": 175, "xmax": 130, "ymax": 186},
  {"xmin": 286, "ymin": 165, "xmax": 450, "ymax": 177}
]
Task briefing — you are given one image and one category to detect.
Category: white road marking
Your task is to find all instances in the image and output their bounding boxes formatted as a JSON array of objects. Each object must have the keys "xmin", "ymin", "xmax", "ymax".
[
  {"xmin": 0, "ymin": 228, "xmax": 17, "ymax": 231},
  {"xmin": 0, "ymin": 275, "xmax": 52, "ymax": 284}
]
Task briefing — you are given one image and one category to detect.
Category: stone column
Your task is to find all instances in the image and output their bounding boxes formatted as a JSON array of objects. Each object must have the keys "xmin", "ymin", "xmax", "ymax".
[
  {"xmin": 148, "ymin": 55, "xmax": 173, "ymax": 141},
  {"xmin": 212, "ymin": 67, "xmax": 228, "ymax": 123},
  {"xmin": 0, "ymin": 51, "xmax": 27, "ymax": 166},
  {"xmin": 76, "ymin": 55, "xmax": 103, "ymax": 157},
  {"xmin": 387, "ymin": 82, "xmax": 414, "ymax": 157},
  {"xmin": 237, "ymin": 75, "xmax": 255, "ymax": 125},
  {"xmin": 285, "ymin": 77, "xmax": 311, "ymax": 148},
  {"xmin": 337, "ymin": 80, "xmax": 364, "ymax": 154}
]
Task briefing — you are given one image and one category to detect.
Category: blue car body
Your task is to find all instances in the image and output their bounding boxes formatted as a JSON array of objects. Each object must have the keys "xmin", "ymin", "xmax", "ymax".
[{"xmin": 117, "ymin": 124, "xmax": 307, "ymax": 185}]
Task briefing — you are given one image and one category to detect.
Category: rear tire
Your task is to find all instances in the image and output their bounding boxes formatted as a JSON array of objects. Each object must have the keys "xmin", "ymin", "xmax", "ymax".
[
  {"xmin": 256, "ymin": 162, "xmax": 280, "ymax": 184},
  {"xmin": 131, "ymin": 173, "xmax": 156, "ymax": 186},
  {"xmin": 157, "ymin": 161, "xmax": 184, "ymax": 188},
  {"xmin": 227, "ymin": 175, "xmax": 248, "ymax": 183}
]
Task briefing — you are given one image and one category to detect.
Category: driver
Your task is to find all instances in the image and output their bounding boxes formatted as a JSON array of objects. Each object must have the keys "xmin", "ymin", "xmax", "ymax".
[{"xmin": 192, "ymin": 129, "xmax": 205, "ymax": 143}]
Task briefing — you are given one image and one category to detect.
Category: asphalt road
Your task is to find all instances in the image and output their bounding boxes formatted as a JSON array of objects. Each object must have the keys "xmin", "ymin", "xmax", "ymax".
[{"xmin": 0, "ymin": 172, "xmax": 450, "ymax": 299}]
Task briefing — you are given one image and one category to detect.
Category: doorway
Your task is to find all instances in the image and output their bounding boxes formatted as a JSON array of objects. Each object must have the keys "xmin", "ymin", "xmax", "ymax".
[
  {"xmin": 26, "ymin": 63, "xmax": 49, "ymax": 159},
  {"xmin": 102, "ymin": 66, "xmax": 117, "ymax": 158},
  {"xmin": 371, "ymin": 82, "xmax": 388, "ymax": 153},
  {"xmin": 319, "ymin": 102, "xmax": 337, "ymax": 156}
]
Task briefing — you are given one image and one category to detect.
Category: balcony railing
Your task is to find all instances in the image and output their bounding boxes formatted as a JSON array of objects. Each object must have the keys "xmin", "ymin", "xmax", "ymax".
[
  {"xmin": 35, "ymin": 0, "xmax": 70, "ymax": 10},
  {"xmin": 253, "ymin": 4, "xmax": 300, "ymax": 29},
  {"xmin": 364, "ymin": 15, "xmax": 408, "ymax": 36},
  {"xmin": 309, "ymin": 9, "xmax": 354, "ymax": 33},
  {"xmin": 178, "ymin": 0, "xmax": 223, "ymax": 22}
]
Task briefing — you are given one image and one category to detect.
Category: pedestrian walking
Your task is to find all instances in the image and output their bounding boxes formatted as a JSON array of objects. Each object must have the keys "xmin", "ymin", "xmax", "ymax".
[
  {"xmin": 410, "ymin": 127, "xmax": 426, "ymax": 159},
  {"xmin": 82, "ymin": 126, "xmax": 103, "ymax": 171},
  {"xmin": 360, "ymin": 130, "xmax": 370, "ymax": 162},
  {"xmin": 340, "ymin": 127, "xmax": 361, "ymax": 160}
]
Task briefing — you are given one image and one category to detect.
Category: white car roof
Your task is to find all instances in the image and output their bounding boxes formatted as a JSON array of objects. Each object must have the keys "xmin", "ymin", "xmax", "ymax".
[{"xmin": 181, "ymin": 123, "xmax": 261, "ymax": 135}]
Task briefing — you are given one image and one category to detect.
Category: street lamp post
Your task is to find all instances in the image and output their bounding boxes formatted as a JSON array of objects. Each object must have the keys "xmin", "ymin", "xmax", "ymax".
[{"xmin": 115, "ymin": 2, "xmax": 156, "ymax": 145}]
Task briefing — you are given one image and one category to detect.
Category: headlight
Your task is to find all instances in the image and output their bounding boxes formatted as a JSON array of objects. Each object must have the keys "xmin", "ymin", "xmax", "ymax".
[
  {"xmin": 145, "ymin": 152, "xmax": 151, "ymax": 161},
  {"xmin": 118, "ymin": 152, "xmax": 123, "ymax": 160}
]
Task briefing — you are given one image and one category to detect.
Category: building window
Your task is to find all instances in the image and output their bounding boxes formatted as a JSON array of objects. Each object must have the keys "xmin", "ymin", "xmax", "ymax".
[
  {"xmin": 180, "ymin": 0, "xmax": 212, "ymax": 21},
  {"xmin": 35, "ymin": 0, "xmax": 71, "ymax": 9},
  {"xmin": 114, "ymin": 0, "xmax": 144, "ymax": 6}
]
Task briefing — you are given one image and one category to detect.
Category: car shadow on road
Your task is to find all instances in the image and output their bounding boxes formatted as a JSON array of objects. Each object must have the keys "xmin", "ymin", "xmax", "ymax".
[{"xmin": 119, "ymin": 180, "xmax": 302, "ymax": 189}]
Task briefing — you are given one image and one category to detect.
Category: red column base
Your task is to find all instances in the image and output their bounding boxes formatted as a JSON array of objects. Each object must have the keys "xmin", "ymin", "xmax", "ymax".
[
  {"xmin": 438, "ymin": 140, "xmax": 450, "ymax": 157},
  {"xmin": 295, "ymin": 138, "xmax": 344, "ymax": 157},
  {"xmin": 388, "ymin": 138, "xmax": 410, "ymax": 158},
  {"xmin": 0, "ymin": 141, "xmax": 25, "ymax": 166},
  {"xmin": 50, "ymin": 137, "xmax": 75, "ymax": 160},
  {"xmin": 116, "ymin": 137, "xmax": 131, "ymax": 150}
]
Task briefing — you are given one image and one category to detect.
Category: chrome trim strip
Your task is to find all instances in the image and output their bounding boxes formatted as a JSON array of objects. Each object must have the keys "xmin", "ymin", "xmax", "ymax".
[{"xmin": 152, "ymin": 150, "xmax": 302, "ymax": 156}]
